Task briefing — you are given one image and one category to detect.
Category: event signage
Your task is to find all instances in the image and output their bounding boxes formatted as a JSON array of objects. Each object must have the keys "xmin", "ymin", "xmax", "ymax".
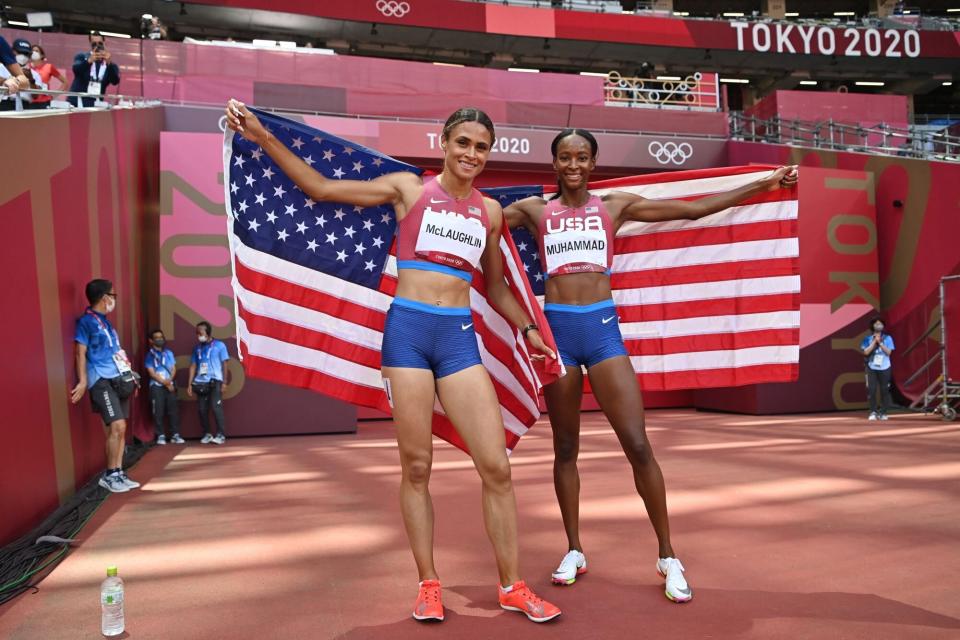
[{"xmin": 731, "ymin": 22, "xmax": 921, "ymax": 58}]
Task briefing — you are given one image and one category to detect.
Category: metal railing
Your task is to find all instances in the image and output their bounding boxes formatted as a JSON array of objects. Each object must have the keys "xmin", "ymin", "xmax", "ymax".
[
  {"xmin": 0, "ymin": 86, "xmax": 160, "ymax": 111},
  {"xmin": 603, "ymin": 72, "xmax": 721, "ymax": 112},
  {"xmin": 729, "ymin": 112, "xmax": 960, "ymax": 162},
  {"xmin": 463, "ymin": 0, "xmax": 622, "ymax": 13}
]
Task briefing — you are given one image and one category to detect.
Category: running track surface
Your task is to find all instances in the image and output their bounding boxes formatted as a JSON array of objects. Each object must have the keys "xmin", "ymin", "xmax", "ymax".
[{"xmin": 1, "ymin": 410, "xmax": 958, "ymax": 639}]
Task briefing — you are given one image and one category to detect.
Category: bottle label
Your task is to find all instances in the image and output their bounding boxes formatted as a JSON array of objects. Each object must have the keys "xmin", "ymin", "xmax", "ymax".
[{"xmin": 101, "ymin": 589, "xmax": 124, "ymax": 606}]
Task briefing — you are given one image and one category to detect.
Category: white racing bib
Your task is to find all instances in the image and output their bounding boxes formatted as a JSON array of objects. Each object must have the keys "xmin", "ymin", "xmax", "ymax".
[
  {"xmin": 543, "ymin": 228, "xmax": 608, "ymax": 275},
  {"xmin": 415, "ymin": 206, "xmax": 486, "ymax": 271}
]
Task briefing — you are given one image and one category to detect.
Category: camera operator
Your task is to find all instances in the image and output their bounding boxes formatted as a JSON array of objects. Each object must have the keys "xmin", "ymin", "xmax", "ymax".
[{"xmin": 68, "ymin": 31, "xmax": 120, "ymax": 107}]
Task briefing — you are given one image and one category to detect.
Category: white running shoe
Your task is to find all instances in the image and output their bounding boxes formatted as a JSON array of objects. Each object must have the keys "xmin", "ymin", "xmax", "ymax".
[
  {"xmin": 868, "ymin": 412, "xmax": 878, "ymax": 421},
  {"xmin": 200, "ymin": 433, "xmax": 214, "ymax": 444},
  {"xmin": 156, "ymin": 435, "xmax": 167, "ymax": 446},
  {"xmin": 551, "ymin": 550, "xmax": 587, "ymax": 585},
  {"xmin": 171, "ymin": 434, "xmax": 186, "ymax": 444},
  {"xmin": 119, "ymin": 472, "xmax": 141, "ymax": 489},
  {"xmin": 879, "ymin": 413, "xmax": 889, "ymax": 421},
  {"xmin": 98, "ymin": 473, "xmax": 129, "ymax": 493},
  {"xmin": 657, "ymin": 557, "xmax": 692, "ymax": 603},
  {"xmin": 212, "ymin": 434, "xmax": 226, "ymax": 445}
]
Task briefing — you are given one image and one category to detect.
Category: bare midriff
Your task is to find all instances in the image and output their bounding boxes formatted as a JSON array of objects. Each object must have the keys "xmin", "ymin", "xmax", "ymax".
[
  {"xmin": 395, "ymin": 268, "xmax": 473, "ymax": 308},
  {"xmin": 544, "ymin": 271, "xmax": 613, "ymax": 306}
]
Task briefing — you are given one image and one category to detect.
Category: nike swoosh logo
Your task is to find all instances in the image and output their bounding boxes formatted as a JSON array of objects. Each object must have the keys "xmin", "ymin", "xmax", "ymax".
[
  {"xmin": 429, "ymin": 197, "xmax": 448, "ymax": 204},
  {"xmin": 602, "ymin": 316, "xmax": 617, "ymax": 324},
  {"xmin": 551, "ymin": 209, "xmax": 569, "ymax": 216},
  {"xmin": 461, "ymin": 323, "xmax": 473, "ymax": 330}
]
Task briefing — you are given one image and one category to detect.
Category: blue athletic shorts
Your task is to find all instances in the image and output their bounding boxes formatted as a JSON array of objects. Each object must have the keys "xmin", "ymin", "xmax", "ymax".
[
  {"xmin": 381, "ymin": 297, "xmax": 483, "ymax": 378},
  {"xmin": 543, "ymin": 299, "xmax": 628, "ymax": 369}
]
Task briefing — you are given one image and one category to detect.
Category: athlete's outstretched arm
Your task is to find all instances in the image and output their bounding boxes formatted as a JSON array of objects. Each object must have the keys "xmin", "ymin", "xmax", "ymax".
[
  {"xmin": 480, "ymin": 199, "xmax": 556, "ymax": 361},
  {"xmin": 502, "ymin": 196, "xmax": 544, "ymax": 235},
  {"xmin": 609, "ymin": 165, "xmax": 798, "ymax": 223},
  {"xmin": 225, "ymin": 99, "xmax": 421, "ymax": 209}
]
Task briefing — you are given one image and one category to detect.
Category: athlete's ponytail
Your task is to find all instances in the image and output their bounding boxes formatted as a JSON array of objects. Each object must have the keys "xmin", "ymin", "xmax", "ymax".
[{"xmin": 548, "ymin": 128, "xmax": 599, "ymax": 200}]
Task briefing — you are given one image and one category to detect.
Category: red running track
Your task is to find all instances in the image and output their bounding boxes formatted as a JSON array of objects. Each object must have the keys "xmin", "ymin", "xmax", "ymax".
[{"xmin": 1, "ymin": 410, "xmax": 958, "ymax": 639}]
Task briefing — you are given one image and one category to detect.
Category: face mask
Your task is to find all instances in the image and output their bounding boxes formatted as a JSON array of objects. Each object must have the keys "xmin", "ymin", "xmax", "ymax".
[
  {"xmin": 104, "ymin": 297, "xmax": 116, "ymax": 313},
  {"xmin": 31, "ymin": 52, "xmax": 42, "ymax": 62},
  {"xmin": 874, "ymin": 325, "xmax": 883, "ymax": 332},
  {"xmin": 197, "ymin": 335, "xmax": 208, "ymax": 343},
  {"xmin": 15, "ymin": 54, "xmax": 28, "ymax": 66},
  {"xmin": 153, "ymin": 339, "xmax": 165, "ymax": 348}
]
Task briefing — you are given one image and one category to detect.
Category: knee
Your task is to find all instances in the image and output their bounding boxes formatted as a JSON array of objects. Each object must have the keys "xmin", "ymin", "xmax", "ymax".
[
  {"xmin": 110, "ymin": 420, "xmax": 126, "ymax": 435},
  {"xmin": 402, "ymin": 455, "xmax": 432, "ymax": 489},
  {"xmin": 477, "ymin": 455, "xmax": 512, "ymax": 492},
  {"xmin": 553, "ymin": 437, "xmax": 579, "ymax": 465},
  {"xmin": 624, "ymin": 436, "xmax": 654, "ymax": 467}
]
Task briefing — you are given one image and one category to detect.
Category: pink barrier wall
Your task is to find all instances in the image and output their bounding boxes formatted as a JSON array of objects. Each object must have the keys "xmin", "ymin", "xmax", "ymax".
[
  {"xmin": 748, "ymin": 90, "xmax": 910, "ymax": 127},
  {"xmin": 1, "ymin": 28, "xmax": 727, "ymax": 136},
  {"xmin": 0, "ymin": 107, "xmax": 161, "ymax": 546}
]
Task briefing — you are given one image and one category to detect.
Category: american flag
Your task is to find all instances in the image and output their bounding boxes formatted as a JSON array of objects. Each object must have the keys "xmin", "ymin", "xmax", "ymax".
[
  {"xmin": 487, "ymin": 166, "xmax": 800, "ymax": 390},
  {"xmin": 223, "ymin": 110, "xmax": 561, "ymax": 453}
]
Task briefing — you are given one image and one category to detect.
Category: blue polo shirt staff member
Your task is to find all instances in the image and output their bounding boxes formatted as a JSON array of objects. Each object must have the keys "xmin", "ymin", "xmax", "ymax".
[
  {"xmin": 187, "ymin": 321, "xmax": 230, "ymax": 444},
  {"xmin": 861, "ymin": 316, "xmax": 895, "ymax": 421},
  {"xmin": 69, "ymin": 279, "xmax": 142, "ymax": 493},
  {"xmin": 145, "ymin": 328, "xmax": 184, "ymax": 446}
]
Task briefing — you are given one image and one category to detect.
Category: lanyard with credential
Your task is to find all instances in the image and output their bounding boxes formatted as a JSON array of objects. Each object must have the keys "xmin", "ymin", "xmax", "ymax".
[
  {"xmin": 86, "ymin": 310, "xmax": 116, "ymax": 348},
  {"xmin": 89, "ymin": 61, "xmax": 107, "ymax": 82},
  {"xmin": 151, "ymin": 349, "xmax": 171, "ymax": 376}
]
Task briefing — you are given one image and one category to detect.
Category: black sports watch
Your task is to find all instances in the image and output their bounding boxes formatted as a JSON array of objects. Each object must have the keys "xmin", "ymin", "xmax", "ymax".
[{"xmin": 521, "ymin": 323, "xmax": 539, "ymax": 338}]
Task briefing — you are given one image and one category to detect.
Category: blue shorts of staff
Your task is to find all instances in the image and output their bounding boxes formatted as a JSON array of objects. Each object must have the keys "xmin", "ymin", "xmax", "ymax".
[
  {"xmin": 381, "ymin": 297, "xmax": 482, "ymax": 378},
  {"xmin": 544, "ymin": 299, "xmax": 628, "ymax": 369}
]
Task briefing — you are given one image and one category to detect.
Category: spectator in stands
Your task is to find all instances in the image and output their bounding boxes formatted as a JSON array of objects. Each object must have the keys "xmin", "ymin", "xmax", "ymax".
[
  {"xmin": 861, "ymin": 316, "xmax": 895, "ymax": 421},
  {"xmin": 142, "ymin": 15, "xmax": 169, "ymax": 41},
  {"xmin": 69, "ymin": 279, "xmax": 142, "ymax": 493},
  {"xmin": 68, "ymin": 31, "xmax": 120, "ymax": 108},
  {"xmin": 28, "ymin": 44, "xmax": 68, "ymax": 109},
  {"xmin": 187, "ymin": 321, "xmax": 230, "ymax": 444},
  {"xmin": 0, "ymin": 34, "xmax": 29, "ymax": 97},
  {"xmin": 0, "ymin": 38, "xmax": 44, "ymax": 112},
  {"xmin": 145, "ymin": 328, "xmax": 184, "ymax": 446}
]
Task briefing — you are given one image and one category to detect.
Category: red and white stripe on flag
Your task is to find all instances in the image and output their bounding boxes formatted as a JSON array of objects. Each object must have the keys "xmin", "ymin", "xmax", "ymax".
[{"xmin": 568, "ymin": 165, "xmax": 800, "ymax": 391}]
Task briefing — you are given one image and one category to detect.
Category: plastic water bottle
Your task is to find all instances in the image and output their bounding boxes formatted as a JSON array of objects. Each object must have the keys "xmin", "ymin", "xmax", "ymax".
[{"xmin": 100, "ymin": 566, "xmax": 124, "ymax": 636}]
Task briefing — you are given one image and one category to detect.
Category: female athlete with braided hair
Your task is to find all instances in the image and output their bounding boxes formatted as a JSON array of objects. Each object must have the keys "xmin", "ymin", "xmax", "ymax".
[{"xmin": 505, "ymin": 128, "xmax": 797, "ymax": 602}]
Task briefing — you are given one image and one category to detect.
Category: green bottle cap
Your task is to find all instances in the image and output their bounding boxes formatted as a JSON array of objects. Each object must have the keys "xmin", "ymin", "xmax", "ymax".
[{"xmin": 106, "ymin": 566, "xmax": 118, "ymax": 577}]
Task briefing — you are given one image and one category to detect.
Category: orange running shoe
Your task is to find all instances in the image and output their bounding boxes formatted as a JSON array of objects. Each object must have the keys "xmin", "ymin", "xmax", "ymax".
[
  {"xmin": 498, "ymin": 580, "xmax": 562, "ymax": 623},
  {"xmin": 412, "ymin": 579, "xmax": 444, "ymax": 622}
]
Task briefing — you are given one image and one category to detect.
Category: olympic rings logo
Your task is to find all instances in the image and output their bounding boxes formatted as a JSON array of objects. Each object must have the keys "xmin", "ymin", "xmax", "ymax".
[
  {"xmin": 376, "ymin": 0, "xmax": 411, "ymax": 17},
  {"xmin": 647, "ymin": 141, "xmax": 693, "ymax": 166}
]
